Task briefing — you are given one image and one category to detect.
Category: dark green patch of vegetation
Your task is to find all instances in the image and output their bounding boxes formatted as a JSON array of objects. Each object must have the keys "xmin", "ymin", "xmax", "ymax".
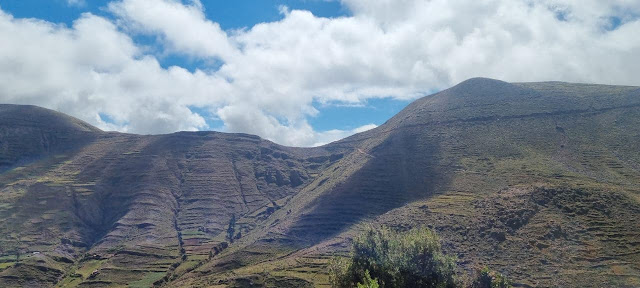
[
  {"xmin": 331, "ymin": 227, "xmax": 454, "ymax": 287},
  {"xmin": 330, "ymin": 226, "xmax": 513, "ymax": 288},
  {"xmin": 470, "ymin": 267, "xmax": 511, "ymax": 288},
  {"xmin": 227, "ymin": 214, "xmax": 237, "ymax": 243}
]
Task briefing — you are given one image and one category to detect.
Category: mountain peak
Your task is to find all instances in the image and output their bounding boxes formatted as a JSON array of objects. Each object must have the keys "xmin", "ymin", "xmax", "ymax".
[
  {"xmin": 452, "ymin": 77, "xmax": 509, "ymax": 88},
  {"xmin": 0, "ymin": 104, "xmax": 101, "ymax": 169},
  {"xmin": 0, "ymin": 104, "xmax": 100, "ymax": 133},
  {"xmin": 444, "ymin": 77, "xmax": 524, "ymax": 99},
  {"xmin": 374, "ymin": 78, "xmax": 639, "ymax": 137}
]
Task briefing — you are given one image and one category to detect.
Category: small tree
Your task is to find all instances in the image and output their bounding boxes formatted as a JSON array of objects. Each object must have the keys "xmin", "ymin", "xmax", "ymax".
[
  {"xmin": 329, "ymin": 256, "xmax": 353, "ymax": 288},
  {"xmin": 330, "ymin": 226, "xmax": 458, "ymax": 288}
]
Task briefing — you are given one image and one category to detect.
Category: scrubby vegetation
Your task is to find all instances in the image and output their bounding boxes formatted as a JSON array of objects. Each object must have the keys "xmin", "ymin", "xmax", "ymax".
[
  {"xmin": 330, "ymin": 226, "xmax": 511, "ymax": 288},
  {"xmin": 471, "ymin": 267, "xmax": 511, "ymax": 288},
  {"xmin": 357, "ymin": 270, "xmax": 380, "ymax": 288}
]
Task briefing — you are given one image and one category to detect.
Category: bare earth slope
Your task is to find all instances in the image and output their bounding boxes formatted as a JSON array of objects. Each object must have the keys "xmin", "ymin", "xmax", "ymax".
[{"xmin": 1, "ymin": 79, "xmax": 639, "ymax": 287}]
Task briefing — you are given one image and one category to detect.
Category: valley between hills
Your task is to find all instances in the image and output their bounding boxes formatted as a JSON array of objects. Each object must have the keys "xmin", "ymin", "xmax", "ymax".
[{"xmin": 0, "ymin": 78, "xmax": 639, "ymax": 287}]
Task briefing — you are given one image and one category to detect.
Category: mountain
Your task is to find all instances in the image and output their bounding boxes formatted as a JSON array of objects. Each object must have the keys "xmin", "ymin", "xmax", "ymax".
[
  {"xmin": 1, "ymin": 78, "xmax": 639, "ymax": 287},
  {"xmin": 0, "ymin": 105, "xmax": 99, "ymax": 170}
]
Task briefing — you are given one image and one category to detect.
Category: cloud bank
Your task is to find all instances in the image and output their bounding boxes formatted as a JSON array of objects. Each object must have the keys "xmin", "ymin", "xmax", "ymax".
[{"xmin": 0, "ymin": 0, "xmax": 639, "ymax": 146}]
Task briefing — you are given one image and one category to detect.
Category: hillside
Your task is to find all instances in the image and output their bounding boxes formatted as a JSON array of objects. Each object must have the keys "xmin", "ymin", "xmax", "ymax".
[
  {"xmin": 1, "ymin": 78, "xmax": 639, "ymax": 287},
  {"xmin": 0, "ymin": 105, "xmax": 100, "ymax": 170}
]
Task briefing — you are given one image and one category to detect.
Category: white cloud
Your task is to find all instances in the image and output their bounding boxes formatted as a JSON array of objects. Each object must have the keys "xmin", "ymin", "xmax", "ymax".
[
  {"xmin": 314, "ymin": 124, "xmax": 377, "ymax": 147},
  {"xmin": 0, "ymin": 10, "xmax": 216, "ymax": 134},
  {"xmin": 0, "ymin": 0, "xmax": 639, "ymax": 146},
  {"xmin": 108, "ymin": 0, "xmax": 236, "ymax": 60},
  {"xmin": 67, "ymin": 0, "xmax": 86, "ymax": 7}
]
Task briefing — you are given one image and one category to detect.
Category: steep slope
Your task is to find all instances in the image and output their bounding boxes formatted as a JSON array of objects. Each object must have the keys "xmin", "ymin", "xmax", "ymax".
[
  {"xmin": 1, "ymin": 79, "xmax": 639, "ymax": 288},
  {"xmin": 176, "ymin": 79, "xmax": 640, "ymax": 287},
  {"xmin": 0, "ymin": 109, "xmax": 347, "ymax": 287}
]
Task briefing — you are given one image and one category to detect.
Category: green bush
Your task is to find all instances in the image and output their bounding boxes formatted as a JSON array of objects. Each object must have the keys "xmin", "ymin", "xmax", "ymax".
[
  {"xmin": 357, "ymin": 270, "xmax": 380, "ymax": 288},
  {"xmin": 471, "ymin": 267, "xmax": 511, "ymax": 288},
  {"xmin": 330, "ymin": 226, "xmax": 458, "ymax": 288},
  {"xmin": 329, "ymin": 255, "xmax": 353, "ymax": 288}
]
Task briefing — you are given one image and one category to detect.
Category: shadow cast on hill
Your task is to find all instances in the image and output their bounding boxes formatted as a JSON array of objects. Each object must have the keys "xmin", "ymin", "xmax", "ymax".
[{"xmin": 286, "ymin": 125, "xmax": 452, "ymax": 244}]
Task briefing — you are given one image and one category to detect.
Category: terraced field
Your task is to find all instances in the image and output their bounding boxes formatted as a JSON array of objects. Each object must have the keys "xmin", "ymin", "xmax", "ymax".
[{"xmin": 1, "ymin": 78, "xmax": 639, "ymax": 287}]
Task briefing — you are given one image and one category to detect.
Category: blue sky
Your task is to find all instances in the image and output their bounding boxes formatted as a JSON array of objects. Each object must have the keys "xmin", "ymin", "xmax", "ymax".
[
  {"xmin": 0, "ymin": 0, "xmax": 410, "ymax": 137},
  {"xmin": 0, "ymin": 0, "xmax": 637, "ymax": 146},
  {"xmin": 0, "ymin": 0, "xmax": 348, "ymax": 28}
]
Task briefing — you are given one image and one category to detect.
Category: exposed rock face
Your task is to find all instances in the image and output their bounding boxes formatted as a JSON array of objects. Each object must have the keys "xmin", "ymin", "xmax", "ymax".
[{"xmin": 1, "ymin": 78, "xmax": 639, "ymax": 287}]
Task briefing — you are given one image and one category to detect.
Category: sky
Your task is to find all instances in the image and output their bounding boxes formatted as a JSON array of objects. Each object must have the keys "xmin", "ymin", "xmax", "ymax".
[{"xmin": 0, "ymin": 0, "xmax": 639, "ymax": 146}]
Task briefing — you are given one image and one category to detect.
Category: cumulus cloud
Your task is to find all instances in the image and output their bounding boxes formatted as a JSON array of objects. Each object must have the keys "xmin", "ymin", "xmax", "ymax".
[
  {"xmin": 108, "ymin": 0, "xmax": 236, "ymax": 60},
  {"xmin": 0, "ymin": 0, "xmax": 639, "ymax": 146},
  {"xmin": 0, "ymin": 9, "xmax": 217, "ymax": 134}
]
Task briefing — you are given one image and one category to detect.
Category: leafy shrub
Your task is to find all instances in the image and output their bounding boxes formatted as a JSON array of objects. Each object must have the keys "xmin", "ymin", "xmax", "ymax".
[
  {"xmin": 471, "ymin": 267, "xmax": 511, "ymax": 288},
  {"xmin": 357, "ymin": 270, "xmax": 380, "ymax": 288},
  {"xmin": 330, "ymin": 226, "xmax": 458, "ymax": 288},
  {"xmin": 329, "ymin": 256, "xmax": 353, "ymax": 288}
]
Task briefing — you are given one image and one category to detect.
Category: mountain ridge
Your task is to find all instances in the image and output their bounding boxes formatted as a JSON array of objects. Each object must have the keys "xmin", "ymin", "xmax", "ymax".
[{"xmin": 1, "ymin": 78, "xmax": 639, "ymax": 287}]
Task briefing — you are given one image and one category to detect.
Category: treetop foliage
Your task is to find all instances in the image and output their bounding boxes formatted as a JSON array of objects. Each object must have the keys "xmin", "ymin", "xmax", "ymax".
[{"xmin": 330, "ymin": 226, "xmax": 512, "ymax": 288}]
